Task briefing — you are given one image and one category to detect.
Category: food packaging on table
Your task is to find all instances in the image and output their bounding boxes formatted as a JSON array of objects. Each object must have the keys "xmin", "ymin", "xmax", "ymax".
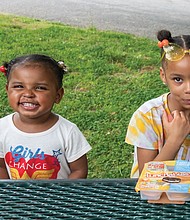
[{"xmin": 135, "ymin": 160, "xmax": 190, "ymax": 201}]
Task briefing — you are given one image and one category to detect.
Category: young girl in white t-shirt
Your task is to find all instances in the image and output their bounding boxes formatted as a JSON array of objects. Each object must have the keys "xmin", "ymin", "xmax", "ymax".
[{"xmin": 0, "ymin": 54, "xmax": 91, "ymax": 179}]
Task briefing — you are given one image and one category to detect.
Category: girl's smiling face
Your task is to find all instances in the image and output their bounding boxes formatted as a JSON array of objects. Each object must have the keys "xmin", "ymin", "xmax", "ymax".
[
  {"xmin": 160, "ymin": 55, "xmax": 190, "ymax": 112},
  {"xmin": 6, "ymin": 65, "xmax": 64, "ymax": 121}
]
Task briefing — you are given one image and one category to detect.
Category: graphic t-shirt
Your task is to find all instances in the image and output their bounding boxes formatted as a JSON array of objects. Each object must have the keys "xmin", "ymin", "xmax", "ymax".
[
  {"xmin": 126, "ymin": 93, "xmax": 190, "ymax": 178},
  {"xmin": 0, "ymin": 113, "xmax": 91, "ymax": 179}
]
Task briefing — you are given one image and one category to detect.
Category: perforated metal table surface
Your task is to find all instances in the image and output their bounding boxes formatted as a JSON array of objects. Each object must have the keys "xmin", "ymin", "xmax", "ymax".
[{"xmin": 0, "ymin": 178, "xmax": 189, "ymax": 219}]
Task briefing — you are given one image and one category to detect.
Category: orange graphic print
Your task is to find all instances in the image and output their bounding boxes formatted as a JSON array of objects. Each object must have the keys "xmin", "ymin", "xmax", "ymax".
[{"xmin": 5, "ymin": 152, "xmax": 61, "ymax": 179}]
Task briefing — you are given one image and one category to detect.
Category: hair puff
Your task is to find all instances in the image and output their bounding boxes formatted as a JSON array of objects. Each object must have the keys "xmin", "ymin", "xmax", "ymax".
[{"xmin": 157, "ymin": 30, "xmax": 173, "ymax": 42}]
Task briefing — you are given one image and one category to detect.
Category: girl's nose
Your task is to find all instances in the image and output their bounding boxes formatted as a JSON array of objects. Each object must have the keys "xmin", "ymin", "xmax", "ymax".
[
  {"xmin": 23, "ymin": 89, "xmax": 35, "ymax": 97},
  {"xmin": 184, "ymin": 83, "xmax": 190, "ymax": 94}
]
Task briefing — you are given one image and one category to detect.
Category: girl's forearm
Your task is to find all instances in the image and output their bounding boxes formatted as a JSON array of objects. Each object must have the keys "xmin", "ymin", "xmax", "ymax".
[
  {"xmin": 0, "ymin": 168, "xmax": 9, "ymax": 179},
  {"xmin": 154, "ymin": 138, "xmax": 182, "ymax": 161},
  {"xmin": 68, "ymin": 170, "xmax": 88, "ymax": 179}
]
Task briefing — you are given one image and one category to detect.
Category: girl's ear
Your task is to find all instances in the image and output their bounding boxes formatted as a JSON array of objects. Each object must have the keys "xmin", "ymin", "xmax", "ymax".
[
  {"xmin": 6, "ymin": 84, "xmax": 8, "ymax": 92},
  {"xmin": 55, "ymin": 87, "xmax": 64, "ymax": 104},
  {"xmin": 160, "ymin": 67, "xmax": 167, "ymax": 85}
]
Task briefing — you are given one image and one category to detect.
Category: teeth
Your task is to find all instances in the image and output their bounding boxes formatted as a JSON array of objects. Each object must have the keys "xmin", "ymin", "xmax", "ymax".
[{"xmin": 22, "ymin": 103, "xmax": 36, "ymax": 107}]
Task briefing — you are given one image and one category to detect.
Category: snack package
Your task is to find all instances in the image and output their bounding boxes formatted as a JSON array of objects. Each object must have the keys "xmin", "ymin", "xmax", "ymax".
[{"xmin": 135, "ymin": 160, "xmax": 190, "ymax": 203}]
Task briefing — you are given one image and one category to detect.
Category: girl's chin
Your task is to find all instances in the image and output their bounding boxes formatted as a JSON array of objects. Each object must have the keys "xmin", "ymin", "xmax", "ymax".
[{"xmin": 17, "ymin": 111, "xmax": 39, "ymax": 119}]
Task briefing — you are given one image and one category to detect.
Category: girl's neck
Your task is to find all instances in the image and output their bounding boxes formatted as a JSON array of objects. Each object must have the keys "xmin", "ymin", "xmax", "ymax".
[{"xmin": 12, "ymin": 112, "xmax": 59, "ymax": 133}]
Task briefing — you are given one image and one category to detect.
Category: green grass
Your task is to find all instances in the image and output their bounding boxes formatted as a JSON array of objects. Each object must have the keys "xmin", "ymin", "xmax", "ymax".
[{"xmin": 0, "ymin": 14, "xmax": 169, "ymax": 178}]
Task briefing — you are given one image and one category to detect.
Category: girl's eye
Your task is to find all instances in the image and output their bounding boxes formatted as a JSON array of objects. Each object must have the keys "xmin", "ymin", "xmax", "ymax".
[
  {"xmin": 13, "ymin": 85, "xmax": 23, "ymax": 88},
  {"xmin": 36, "ymin": 86, "xmax": 47, "ymax": 90},
  {"xmin": 174, "ymin": 77, "xmax": 183, "ymax": 83}
]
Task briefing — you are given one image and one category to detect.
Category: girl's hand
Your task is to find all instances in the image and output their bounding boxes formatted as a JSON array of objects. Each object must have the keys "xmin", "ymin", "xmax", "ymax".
[
  {"xmin": 138, "ymin": 110, "xmax": 190, "ymax": 176},
  {"xmin": 162, "ymin": 110, "xmax": 190, "ymax": 146}
]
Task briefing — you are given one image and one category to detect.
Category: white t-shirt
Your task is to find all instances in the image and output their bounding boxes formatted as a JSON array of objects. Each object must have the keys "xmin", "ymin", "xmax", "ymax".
[{"xmin": 0, "ymin": 113, "xmax": 91, "ymax": 179}]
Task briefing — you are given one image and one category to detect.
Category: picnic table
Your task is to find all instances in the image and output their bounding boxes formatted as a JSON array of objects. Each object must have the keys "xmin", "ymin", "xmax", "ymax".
[{"xmin": 0, "ymin": 178, "xmax": 189, "ymax": 219}]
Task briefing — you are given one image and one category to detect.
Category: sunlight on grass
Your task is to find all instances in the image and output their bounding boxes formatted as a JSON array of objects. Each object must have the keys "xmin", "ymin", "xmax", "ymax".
[{"xmin": 0, "ymin": 14, "xmax": 169, "ymax": 178}]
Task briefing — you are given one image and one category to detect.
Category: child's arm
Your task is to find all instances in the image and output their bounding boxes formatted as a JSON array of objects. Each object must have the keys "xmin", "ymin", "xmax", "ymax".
[
  {"xmin": 137, "ymin": 110, "xmax": 190, "ymax": 175},
  {"xmin": 0, "ymin": 158, "xmax": 9, "ymax": 179},
  {"xmin": 137, "ymin": 148, "xmax": 158, "ymax": 175},
  {"xmin": 68, "ymin": 154, "xmax": 88, "ymax": 179}
]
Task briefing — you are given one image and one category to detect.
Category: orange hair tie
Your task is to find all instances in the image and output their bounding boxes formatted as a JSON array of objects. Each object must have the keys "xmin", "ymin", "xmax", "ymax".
[{"xmin": 158, "ymin": 39, "xmax": 169, "ymax": 48}]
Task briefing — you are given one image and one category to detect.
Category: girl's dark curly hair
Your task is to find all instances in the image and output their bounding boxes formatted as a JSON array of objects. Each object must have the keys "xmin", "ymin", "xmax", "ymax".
[
  {"xmin": 157, "ymin": 30, "xmax": 190, "ymax": 68},
  {"xmin": 3, "ymin": 54, "xmax": 67, "ymax": 89}
]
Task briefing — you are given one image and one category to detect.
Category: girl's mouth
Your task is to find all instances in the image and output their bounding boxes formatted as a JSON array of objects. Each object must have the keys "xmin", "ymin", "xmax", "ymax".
[
  {"xmin": 20, "ymin": 102, "xmax": 39, "ymax": 110},
  {"xmin": 182, "ymin": 99, "xmax": 190, "ymax": 105}
]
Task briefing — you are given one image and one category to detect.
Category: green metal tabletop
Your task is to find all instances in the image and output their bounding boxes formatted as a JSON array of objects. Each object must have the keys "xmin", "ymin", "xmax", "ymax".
[{"xmin": 0, "ymin": 178, "xmax": 189, "ymax": 219}]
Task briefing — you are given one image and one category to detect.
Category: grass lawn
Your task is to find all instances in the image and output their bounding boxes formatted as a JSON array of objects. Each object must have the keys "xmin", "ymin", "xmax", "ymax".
[{"xmin": 0, "ymin": 14, "xmax": 168, "ymax": 178}]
